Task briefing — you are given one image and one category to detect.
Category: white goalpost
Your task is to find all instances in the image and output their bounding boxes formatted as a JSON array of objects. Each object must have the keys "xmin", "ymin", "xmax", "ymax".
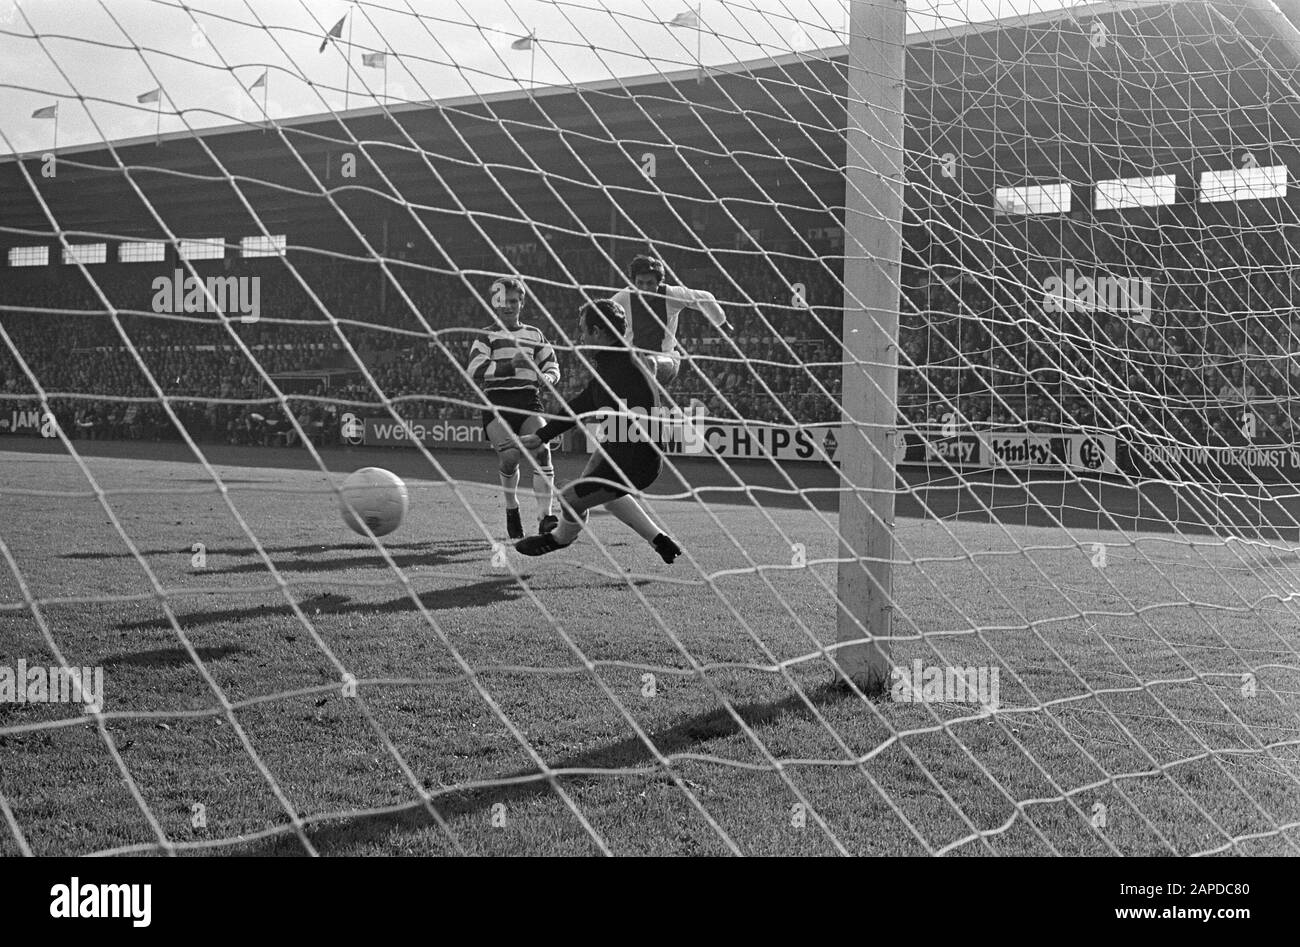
[{"xmin": 836, "ymin": 0, "xmax": 907, "ymax": 694}]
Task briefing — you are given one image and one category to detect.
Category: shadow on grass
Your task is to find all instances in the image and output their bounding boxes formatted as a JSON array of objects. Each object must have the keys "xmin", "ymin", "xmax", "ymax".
[
  {"xmin": 197, "ymin": 545, "xmax": 486, "ymax": 576},
  {"xmin": 66, "ymin": 538, "xmax": 489, "ymax": 577},
  {"xmin": 117, "ymin": 577, "xmax": 532, "ymax": 631},
  {"xmin": 246, "ymin": 679, "xmax": 856, "ymax": 855},
  {"xmin": 116, "ymin": 577, "xmax": 654, "ymax": 632},
  {"xmin": 62, "ymin": 540, "xmax": 476, "ymax": 560},
  {"xmin": 101, "ymin": 644, "xmax": 249, "ymax": 669}
]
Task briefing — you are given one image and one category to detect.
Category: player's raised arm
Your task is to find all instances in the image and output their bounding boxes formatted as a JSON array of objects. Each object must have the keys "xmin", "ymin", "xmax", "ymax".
[{"xmin": 668, "ymin": 284, "xmax": 730, "ymax": 333}]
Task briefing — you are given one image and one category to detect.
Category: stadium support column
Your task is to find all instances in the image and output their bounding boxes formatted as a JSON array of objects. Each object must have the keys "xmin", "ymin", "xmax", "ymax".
[{"xmin": 835, "ymin": 0, "xmax": 906, "ymax": 694}]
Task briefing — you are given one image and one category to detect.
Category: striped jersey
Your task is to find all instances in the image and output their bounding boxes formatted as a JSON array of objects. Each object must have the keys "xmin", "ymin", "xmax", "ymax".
[{"xmin": 466, "ymin": 323, "xmax": 560, "ymax": 394}]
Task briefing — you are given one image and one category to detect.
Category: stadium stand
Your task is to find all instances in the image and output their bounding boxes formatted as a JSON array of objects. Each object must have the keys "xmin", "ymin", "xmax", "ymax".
[{"xmin": 3, "ymin": 218, "xmax": 1297, "ymax": 449}]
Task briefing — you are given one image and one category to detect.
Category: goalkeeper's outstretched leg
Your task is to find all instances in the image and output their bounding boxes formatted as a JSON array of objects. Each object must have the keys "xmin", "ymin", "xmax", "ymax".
[{"xmin": 516, "ymin": 461, "xmax": 681, "ymax": 564}]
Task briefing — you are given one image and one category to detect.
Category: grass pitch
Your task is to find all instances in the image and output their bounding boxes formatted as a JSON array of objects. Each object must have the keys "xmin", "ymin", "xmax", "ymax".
[{"xmin": 1, "ymin": 442, "xmax": 1298, "ymax": 856}]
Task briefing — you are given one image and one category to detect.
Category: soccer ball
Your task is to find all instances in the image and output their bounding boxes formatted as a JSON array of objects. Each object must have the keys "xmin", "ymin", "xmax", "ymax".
[{"xmin": 339, "ymin": 467, "xmax": 408, "ymax": 537}]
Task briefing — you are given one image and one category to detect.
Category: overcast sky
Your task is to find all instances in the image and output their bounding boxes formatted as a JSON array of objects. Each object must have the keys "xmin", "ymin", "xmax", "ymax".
[{"xmin": 0, "ymin": 0, "xmax": 1087, "ymax": 155}]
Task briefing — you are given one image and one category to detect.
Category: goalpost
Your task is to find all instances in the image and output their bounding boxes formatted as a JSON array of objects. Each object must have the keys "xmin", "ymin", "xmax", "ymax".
[
  {"xmin": 3, "ymin": 0, "xmax": 1300, "ymax": 857},
  {"xmin": 836, "ymin": 0, "xmax": 907, "ymax": 694}
]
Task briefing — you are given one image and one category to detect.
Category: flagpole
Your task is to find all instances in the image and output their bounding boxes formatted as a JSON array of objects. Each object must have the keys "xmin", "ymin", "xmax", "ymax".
[
  {"xmin": 383, "ymin": 50, "xmax": 388, "ymax": 101},
  {"xmin": 263, "ymin": 72, "xmax": 269, "ymax": 120},
  {"xmin": 697, "ymin": 5, "xmax": 703, "ymax": 83},
  {"xmin": 155, "ymin": 94, "xmax": 161, "ymax": 145},
  {"xmin": 345, "ymin": 10, "xmax": 353, "ymax": 110},
  {"xmin": 530, "ymin": 29, "xmax": 536, "ymax": 87},
  {"xmin": 53, "ymin": 108, "xmax": 58, "ymax": 152}
]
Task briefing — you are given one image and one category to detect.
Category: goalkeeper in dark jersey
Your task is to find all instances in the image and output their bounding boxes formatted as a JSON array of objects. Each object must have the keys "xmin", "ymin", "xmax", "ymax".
[{"xmin": 514, "ymin": 299, "xmax": 682, "ymax": 564}]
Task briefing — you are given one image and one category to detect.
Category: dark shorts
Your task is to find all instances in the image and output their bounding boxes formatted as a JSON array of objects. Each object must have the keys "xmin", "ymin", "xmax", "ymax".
[
  {"xmin": 481, "ymin": 388, "xmax": 544, "ymax": 437},
  {"xmin": 573, "ymin": 449, "xmax": 662, "ymax": 500}
]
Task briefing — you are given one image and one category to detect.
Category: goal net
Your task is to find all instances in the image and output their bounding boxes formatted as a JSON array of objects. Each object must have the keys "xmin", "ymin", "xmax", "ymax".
[{"xmin": 0, "ymin": 0, "xmax": 1298, "ymax": 856}]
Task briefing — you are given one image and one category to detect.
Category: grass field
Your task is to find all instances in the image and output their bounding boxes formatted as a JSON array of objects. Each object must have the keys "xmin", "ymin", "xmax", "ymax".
[{"xmin": 1, "ymin": 441, "xmax": 1299, "ymax": 856}]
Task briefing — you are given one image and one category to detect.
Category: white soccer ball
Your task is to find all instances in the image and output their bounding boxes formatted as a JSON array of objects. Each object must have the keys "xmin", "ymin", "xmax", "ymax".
[{"xmin": 339, "ymin": 467, "xmax": 408, "ymax": 537}]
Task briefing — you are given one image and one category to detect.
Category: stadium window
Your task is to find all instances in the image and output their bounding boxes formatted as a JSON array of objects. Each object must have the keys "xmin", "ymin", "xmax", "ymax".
[
  {"xmin": 8, "ymin": 246, "xmax": 49, "ymax": 267},
  {"xmin": 240, "ymin": 234, "xmax": 286, "ymax": 258},
  {"xmin": 994, "ymin": 183, "xmax": 1071, "ymax": 216},
  {"xmin": 179, "ymin": 238, "xmax": 225, "ymax": 260},
  {"xmin": 1095, "ymin": 174, "xmax": 1176, "ymax": 211},
  {"xmin": 61, "ymin": 243, "xmax": 107, "ymax": 265},
  {"xmin": 1199, "ymin": 165, "xmax": 1287, "ymax": 203},
  {"xmin": 118, "ymin": 241, "xmax": 166, "ymax": 263}
]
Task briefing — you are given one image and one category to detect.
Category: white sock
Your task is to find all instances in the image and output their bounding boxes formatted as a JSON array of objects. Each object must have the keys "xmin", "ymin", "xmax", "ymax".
[
  {"xmin": 500, "ymin": 468, "xmax": 520, "ymax": 510},
  {"xmin": 606, "ymin": 495, "xmax": 662, "ymax": 543},
  {"xmin": 534, "ymin": 457, "xmax": 555, "ymax": 519},
  {"xmin": 554, "ymin": 507, "xmax": 587, "ymax": 545}
]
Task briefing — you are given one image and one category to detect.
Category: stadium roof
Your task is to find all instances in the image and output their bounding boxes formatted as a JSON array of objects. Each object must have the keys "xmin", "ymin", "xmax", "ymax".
[
  {"xmin": 2, "ymin": 0, "xmax": 1297, "ymax": 264},
  {"xmin": 0, "ymin": 0, "xmax": 1170, "ymax": 163}
]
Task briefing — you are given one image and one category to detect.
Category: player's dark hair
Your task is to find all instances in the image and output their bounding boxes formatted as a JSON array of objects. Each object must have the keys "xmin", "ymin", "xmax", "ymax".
[
  {"xmin": 628, "ymin": 255, "xmax": 665, "ymax": 282},
  {"xmin": 580, "ymin": 299, "xmax": 627, "ymax": 342},
  {"xmin": 491, "ymin": 276, "xmax": 527, "ymax": 299}
]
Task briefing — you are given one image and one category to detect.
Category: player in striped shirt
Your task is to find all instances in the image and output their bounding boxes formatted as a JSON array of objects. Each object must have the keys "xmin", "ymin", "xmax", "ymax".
[
  {"xmin": 467, "ymin": 277, "xmax": 561, "ymax": 539},
  {"xmin": 611, "ymin": 255, "xmax": 733, "ymax": 385}
]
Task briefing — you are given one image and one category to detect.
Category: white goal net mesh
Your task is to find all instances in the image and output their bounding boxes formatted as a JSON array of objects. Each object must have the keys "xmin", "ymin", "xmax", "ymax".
[{"xmin": 1, "ymin": 0, "xmax": 1299, "ymax": 856}]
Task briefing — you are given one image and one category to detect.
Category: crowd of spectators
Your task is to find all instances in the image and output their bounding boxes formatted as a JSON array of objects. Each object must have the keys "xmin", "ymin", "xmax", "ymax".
[
  {"xmin": 3, "ymin": 225, "xmax": 1298, "ymax": 451},
  {"xmin": 897, "ymin": 225, "xmax": 1300, "ymax": 448}
]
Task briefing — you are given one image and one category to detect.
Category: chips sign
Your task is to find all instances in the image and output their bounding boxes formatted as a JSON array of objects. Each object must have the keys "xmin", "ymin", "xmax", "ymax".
[
  {"xmin": 896, "ymin": 429, "xmax": 1118, "ymax": 473},
  {"xmin": 584, "ymin": 420, "xmax": 841, "ymax": 462}
]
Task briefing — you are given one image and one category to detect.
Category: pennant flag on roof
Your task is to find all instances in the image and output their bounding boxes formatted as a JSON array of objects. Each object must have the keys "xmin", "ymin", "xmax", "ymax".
[{"xmin": 319, "ymin": 14, "xmax": 346, "ymax": 53}]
